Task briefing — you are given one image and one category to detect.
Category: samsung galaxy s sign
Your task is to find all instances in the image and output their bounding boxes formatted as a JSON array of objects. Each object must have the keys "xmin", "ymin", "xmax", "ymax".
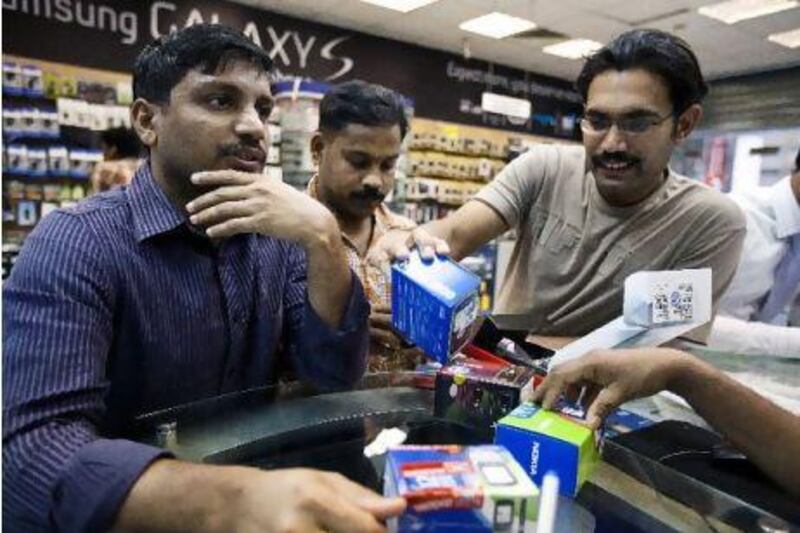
[{"xmin": 1, "ymin": 0, "xmax": 356, "ymax": 80}]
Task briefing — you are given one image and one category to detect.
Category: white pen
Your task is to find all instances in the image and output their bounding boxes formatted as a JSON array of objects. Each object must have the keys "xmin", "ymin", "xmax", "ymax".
[{"xmin": 536, "ymin": 472, "xmax": 560, "ymax": 533}]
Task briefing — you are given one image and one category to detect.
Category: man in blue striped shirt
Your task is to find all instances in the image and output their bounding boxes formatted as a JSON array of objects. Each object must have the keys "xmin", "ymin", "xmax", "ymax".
[{"xmin": 4, "ymin": 24, "xmax": 404, "ymax": 532}]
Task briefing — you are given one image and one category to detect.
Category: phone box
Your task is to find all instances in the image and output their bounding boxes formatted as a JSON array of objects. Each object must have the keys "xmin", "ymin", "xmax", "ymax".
[
  {"xmin": 48, "ymin": 146, "xmax": 70, "ymax": 175},
  {"xmin": 40, "ymin": 110, "xmax": 60, "ymax": 138},
  {"xmin": 3, "ymin": 108, "xmax": 23, "ymax": 137},
  {"xmin": 69, "ymin": 149, "xmax": 102, "ymax": 178},
  {"xmin": 26, "ymin": 147, "xmax": 48, "ymax": 176},
  {"xmin": 392, "ymin": 253, "xmax": 481, "ymax": 364},
  {"xmin": 384, "ymin": 445, "xmax": 538, "ymax": 532},
  {"xmin": 21, "ymin": 65, "xmax": 43, "ymax": 97},
  {"xmin": 7, "ymin": 144, "xmax": 29, "ymax": 174},
  {"xmin": 434, "ymin": 356, "xmax": 535, "ymax": 431},
  {"xmin": 3, "ymin": 62, "xmax": 23, "ymax": 95},
  {"xmin": 495, "ymin": 403, "xmax": 599, "ymax": 497}
]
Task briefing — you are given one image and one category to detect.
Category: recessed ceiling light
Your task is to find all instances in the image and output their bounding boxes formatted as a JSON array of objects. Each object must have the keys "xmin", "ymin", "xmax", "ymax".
[
  {"xmin": 542, "ymin": 39, "xmax": 603, "ymax": 60},
  {"xmin": 358, "ymin": 0, "xmax": 440, "ymax": 13},
  {"xmin": 768, "ymin": 27, "xmax": 800, "ymax": 47},
  {"xmin": 459, "ymin": 12, "xmax": 537, "ymax": 39},
  {"xmin": 698, "ymin": 0, "xmax": 799, "ymax": 24}
]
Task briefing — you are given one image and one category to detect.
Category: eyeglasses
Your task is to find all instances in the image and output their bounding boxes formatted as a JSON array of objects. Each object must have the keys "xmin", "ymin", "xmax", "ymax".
[{"xmin": 579, "ymin": 112, "xmax": 672, "ymax": 135}]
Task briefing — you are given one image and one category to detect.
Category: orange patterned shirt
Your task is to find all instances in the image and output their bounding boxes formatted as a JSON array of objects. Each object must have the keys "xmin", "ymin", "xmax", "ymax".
[{"xmin": 307, "ymin": 176, "xmax": 421, "ymax": 372}]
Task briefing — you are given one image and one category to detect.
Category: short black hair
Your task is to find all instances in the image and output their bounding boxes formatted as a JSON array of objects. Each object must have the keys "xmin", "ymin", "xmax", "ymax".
[
  {"xmin": 100, "ymin": 127, "xmax": 142, "ymax": 158},
  {"xmin": 576, "ymin": 29, "xmax": 708, "ymax": 116},
  {"xmin": 133, "ymin": 23, "xmax": 272, "ymax": 103},
  {"xmin": 319, "ymin": 80, "xmax": 408, "ymax": 139}
]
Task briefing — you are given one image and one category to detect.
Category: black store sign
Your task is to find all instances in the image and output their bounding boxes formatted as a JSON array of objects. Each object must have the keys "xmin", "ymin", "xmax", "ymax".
[{"xmin": 2, "ymin": 0, "xmax": 583, "ymax": 138}]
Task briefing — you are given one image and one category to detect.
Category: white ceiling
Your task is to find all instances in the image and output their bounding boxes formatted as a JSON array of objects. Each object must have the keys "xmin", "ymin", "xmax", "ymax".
[{"xmin": 231, "ymin": 0, "xmax": 800, "ymax": 81}]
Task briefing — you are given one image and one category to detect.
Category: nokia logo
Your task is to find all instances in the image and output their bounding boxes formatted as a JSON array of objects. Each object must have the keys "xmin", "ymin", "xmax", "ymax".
[{"xmin": 529, "ymin": 441, "xmax": 540, "ymax": 476}]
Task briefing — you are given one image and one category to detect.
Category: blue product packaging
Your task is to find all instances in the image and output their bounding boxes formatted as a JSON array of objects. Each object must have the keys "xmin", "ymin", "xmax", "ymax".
[
  {"xmin": 495, "ymin": 403, "xmax": 599, "ymax": 497},
  {"xmin": 392, "ymin": 252, "xmax": 481, "ymax": 364},
  {"xmin": 384, "ymin": 444, "xmax": 539, "ymax": 532}
]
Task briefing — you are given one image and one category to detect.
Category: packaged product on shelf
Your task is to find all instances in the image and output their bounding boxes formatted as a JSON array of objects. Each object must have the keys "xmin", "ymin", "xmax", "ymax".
[
  {"xmin": 41, "ymin": 110, "xmax": 60, "ymax": 137},
  {"xmin": 384, "ymin": 444, "xmax": 539, "ymax": 532},
  {"xmin": 477, "ymin": 159, "xmax": 494, "ymax": 180},
  {"xmin": 77, "ymin": 80, "xmax": 117, "ymax": 105},
  {"xmin": 114, "ymin": 105, "xmax": 132, "ymax": 128},
  {"xmin": 267, "ymin": 123, "xmax": 282, "ymax": 144},
  {"xmin": 20, "ymin": 108, "xmax": 40, "ymax": 136},
  {"xmin": 495, "ymin": 403, "xmax": 600, "ymax": 497},
  {"xmin": 3, "ymin": 200, "xmax": 15, "ymax": 222},
  {"xmin": 44, "ymin": 72, "xmax": 78, "ymax": 99},
  {"xmin": 88, "ymin": 103, "xmax": 110, "ymax": 131},
  {"xmin": 266, "ymin": 145, "xmax": 281, "ymax": 165},
  {"xmin": 43, "ymin": 71, "xmax": 61, "ymax": 99},
  {"xmin": 58, "ymin": 185, "xmax": 73, "ymax": 202},
  {"xmin": 27, "ymin": 148, "xmax": 48, "ymax": 177},
  {"xmin": 21, "ymin": 65, "xmax": 43, "ymax": 97},
  {"xmin": 116, "ymin": 81, "xmax": 133, "ymax": 105},
  {"xmin": 3, "ymin": 62, "xmax": 23, "ymax": 95},
  {"xmin": 57, "ymin": 98, "xmax": 91, "ymax": 128},
  {"xmin": 48, "ymin": 146, "xmax": 70, "ymax": 175},
  {"xmin": 17, "ymin": 200, "xmax": 38, "ymax": 226},
  {"xmin": 6, "ymin": 180, "xmax": 25, "ymax": 201},
  {"xmin": 273, "ymin": 79, "xmax": 326, "ymax": 187},
  {"xmin": 3, "ymin": 107, "xmax": 23, "ymax": 137},
  {"xmin": 392, "ymin": 252, "xmax": 481, "ymax": 364},
  {"xmin": 6, "ymin": 144, "xmax": 29, "ymax": 174},
  {"xmin": 24, "ymin": 183, "xmax": 43, "ymax": 201},
  {"xmin": 71, "ymin": 184, "xmax": 87, "ymax": 200},
  {"xmin": 86, "ymin": 104, "xmax": 129, "ymax": 130},
  {"xmin": 42, "ymin": 184, "xmax": 62, "ymax": 202},
  {"xmin": 69, "ymin": 149, "xmax": 102, "ymax": 178}
]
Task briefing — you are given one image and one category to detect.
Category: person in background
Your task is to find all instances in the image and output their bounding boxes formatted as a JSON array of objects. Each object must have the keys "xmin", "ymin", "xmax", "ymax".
[
  {"xmin": 709, "ymin": 146, "xmax": 800, "ymax": 356},
  {"xmin": 532, "ymin": 347, "xmax": 800, "ymax": 497},
  {"xmin": 370, "ymin": 29, "xmax": 745, "ymax": 342},
  {"xmin": 309, "ymin": 80, "xmax": 421, "ymax": 372},
  {"xmin": 90, "ymin": 126, "xmax": 142, "ymax": 193},
  {"xmin": 4, "ymin": 24, "xmax": 402, "ymax": 532}
]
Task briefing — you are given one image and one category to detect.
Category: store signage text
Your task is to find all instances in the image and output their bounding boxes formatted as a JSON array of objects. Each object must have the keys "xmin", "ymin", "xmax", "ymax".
[{"xmin": 2, "ymin": 0, "xmax": 356, "ymax": 80}]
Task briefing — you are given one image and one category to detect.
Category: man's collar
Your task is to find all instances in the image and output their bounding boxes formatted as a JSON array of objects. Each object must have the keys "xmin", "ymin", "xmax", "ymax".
[{"xmin": 128, "ymin": 161, "xmax": 188, "ymax": 242}]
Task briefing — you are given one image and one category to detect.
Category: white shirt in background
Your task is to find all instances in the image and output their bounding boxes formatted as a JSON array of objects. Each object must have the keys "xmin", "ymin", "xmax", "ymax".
[{"xmin": 710, "ymin": 175, "xmax": 800, "ymax": 357}]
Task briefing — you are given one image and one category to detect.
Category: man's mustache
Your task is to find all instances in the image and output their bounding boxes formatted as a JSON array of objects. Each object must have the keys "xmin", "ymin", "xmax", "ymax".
[
  {"xmin": 219, "ymin": 143, "xmax": 266, "ymax": 161},
  {"xmin": 592, "ymin": 152, "xmax": 641, "ymax": 166},
  {"xmin": 350, "ymin": 188, "xmax": 387, "ymax": 202}
]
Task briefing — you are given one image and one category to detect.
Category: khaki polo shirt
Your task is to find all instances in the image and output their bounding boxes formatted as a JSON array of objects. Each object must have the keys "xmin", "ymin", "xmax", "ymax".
[{"xmin": 474, "ymin": 144, "xmax": 745, "ymax": 339}]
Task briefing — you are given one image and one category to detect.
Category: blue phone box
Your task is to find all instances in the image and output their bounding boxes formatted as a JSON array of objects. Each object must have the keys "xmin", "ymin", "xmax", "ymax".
[{"xmin": 391, "ymin": 253, "xmax": 481, "ymax": 364}]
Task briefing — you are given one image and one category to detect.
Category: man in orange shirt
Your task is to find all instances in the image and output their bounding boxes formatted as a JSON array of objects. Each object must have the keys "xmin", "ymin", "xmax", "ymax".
[{"xmin": 308, "ymin": 80, "xmax": 420, "ymax": 371}]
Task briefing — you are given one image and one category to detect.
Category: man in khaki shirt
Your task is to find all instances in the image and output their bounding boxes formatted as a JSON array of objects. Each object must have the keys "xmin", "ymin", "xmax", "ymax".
[
  {"xmin": 372, "ymin": 29, "xmax": 745, "ymax": 340},
  {"xmin": 310, "ymin": 80, "xmax": 420, "ymax": 370}
]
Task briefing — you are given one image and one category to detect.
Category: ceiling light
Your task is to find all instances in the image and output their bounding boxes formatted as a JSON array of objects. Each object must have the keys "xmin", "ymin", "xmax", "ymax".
[
  {"xmin": 698, "ymin": 0, "xmax": 799, "ymax": 24},
  {"xmin": 768, "ymin": 27, "xmax": 800, "ymax": 47},
  {"xmin": 459, "ymin": 12, "xmax": 537, "ymax": 39},
  {"xmin": 542, "ymin": 39, "xmax": 603, "ymax": 60},
  {"xmin": 358, "ymin": 0, "xmax": 440, "ymax": 13}
]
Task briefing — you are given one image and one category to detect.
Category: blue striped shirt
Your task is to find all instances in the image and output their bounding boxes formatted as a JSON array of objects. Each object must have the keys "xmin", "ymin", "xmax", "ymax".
[{"xmin": 3, "ymin": 162, "xmax": 370, "ymax": 532}]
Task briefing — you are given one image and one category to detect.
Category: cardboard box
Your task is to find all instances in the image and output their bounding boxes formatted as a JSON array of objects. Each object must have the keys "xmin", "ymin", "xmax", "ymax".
[
  {"xmin": 384, "ymin": 444, "xmax": 539, "ymax": 532},
  {"xmin": 434, "ymin": 356, "xmax": 535, "ymax": 430},
  {"xmin": 495, "ymin": 403, "xmax": 599, "ymax": 497},
  {"xmin": 392, "ymin": 253, "xmax": 481, "ymax": 364}
]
